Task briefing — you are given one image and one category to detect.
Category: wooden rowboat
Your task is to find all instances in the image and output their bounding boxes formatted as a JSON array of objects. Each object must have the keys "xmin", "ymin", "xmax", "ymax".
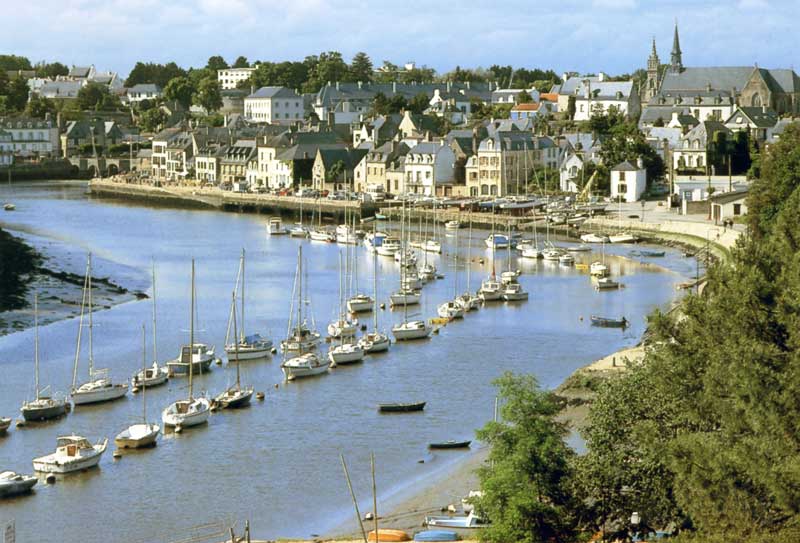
[
  {"xmin": 429, "ymin": 440, "xmax": 471, "ymax": 450},
  {"xmin": 368, "ymin": 528, "xmax": 410, "ymax": 542},
  {"xmin": 379, "ymin": 401, "xmax": 426, "ymax": 413}
]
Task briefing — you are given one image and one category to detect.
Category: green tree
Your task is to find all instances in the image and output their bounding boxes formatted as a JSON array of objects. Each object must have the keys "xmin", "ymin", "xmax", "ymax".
[
  {"xmin": 598, "ymin": 118, "xmax": 665, "ymax": 185},
  {"xmin": 138, "ymin": 107, "xmax": 168, "ymax": 133},
  {"xmin": 194, "ymin": 77, "xmax": 222, "ymax": 112},
  {"xmin": 0, "ymin": 69, "xmax": 9, "ymax": 95},
  {"xmin": 163, "ymin": 77, "xmax": 195, "ymax": 109},
  {"xmin": 25, "ymin": 95, "xmax": 56, "ymax": 118},
  {"xmin": 125, "ymin": 62, "xmax": 186, "ymax": 88},
  {"xmin": 77, "ymin": 82, "xmax": 110, "ymax": 110},
  {"xmin": 475, "ymin": 373, "xmax": 578, "ymax": 543},
  {"xmin": 407, "ymin": 93, "xmax": 430, "ymax": 115},
  {"xmin": 6, "ymin": 76, "xmax": 30, "ymax": 111},
  {"xmin": 34, "ymin": 61, "xmax": 69, "ymax": 78},
  {"xmin": 206, "ymin": 55, "xmax": 228, "ymax": 71},
  {"xmin": 0, "ymin": 55, "xmax": 32, "ymax": 71},
  {"xmin": 567, "ymin": 95, "xmax": 576, "ymax": 121},
  {"xmin": 232, "ymin": 56, "xmax": 249, "ymax": 68},
  {"xmin": 349, "ymin": 52, "xmax": 373, "ymax": 83},
  {"xmin": 517, "ymin": 90, "xmax": 534, "ymax": 104}
]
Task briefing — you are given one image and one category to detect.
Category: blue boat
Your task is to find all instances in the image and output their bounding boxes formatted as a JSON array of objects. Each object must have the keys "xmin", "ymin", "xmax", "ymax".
[{"xmin": 414, "ymin": 530, "xmax": 460, "ymax": 541}]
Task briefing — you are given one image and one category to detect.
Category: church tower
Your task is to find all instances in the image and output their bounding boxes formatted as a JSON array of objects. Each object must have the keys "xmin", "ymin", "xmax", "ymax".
[
  {"xmin": 670, "ymin": 22, "xmax": 684, "ymax": 74},
  {"xmin": 644, "ymin": 38, "xmax": 661, "ymax": 103}
]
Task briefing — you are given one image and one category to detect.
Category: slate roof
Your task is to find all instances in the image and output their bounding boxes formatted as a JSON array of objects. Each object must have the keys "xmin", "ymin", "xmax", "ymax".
[
  {"xmin": 710, "ymin": 188, "xmax": 748, "ymax": 204},
  {"xmin": 39, "ymin": 80, "xmax": 83, "ymax": 98},
  {"xmin": 660, "ymin": 66, "xmax": 800, "ymax": 94},
  {"xmin": 611, "ymin": 161, "xmax": 640, "ymax": 172},
  {"xmin": 247, "ymin": 86, "xmax": 300, "ymax": 99},
  {"xmin": 727, "ymin": 107, "xmax": 779, "ymax": 129},
  {"xmin": 69, "ymin": 66, "xmax": 92, "ymax": 78},
  {"xmin": 315, "ymin": 82, "xmax": 493, "ymax": 108},
  {"xmin": 574, "ymin": 80, "xmax": 634, "ymax": 99},
  {"xmin": 128, "ymin": 84, "xmax": 161, "ymax": 94}
]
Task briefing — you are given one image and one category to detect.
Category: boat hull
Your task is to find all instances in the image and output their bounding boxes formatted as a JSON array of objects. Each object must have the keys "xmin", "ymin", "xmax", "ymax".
[
  {"xmin": 166, "ymin": 359, "xmax": 213, "ymax": 375},
  {"xmin": 428, "ymin": 440, "xmax": 471, "ymax": 450},
  {"xmin": 71, "ymin": 384, "xmax": 128, "ymax": 405},
  {"xmin": 132, "ymin": 368, "xmax": 168, "ymax": 389},
  {"xmin": 32, "ymin": 444, "xmax": 106, "ymax": 474},
  {"xmin": 214, "ymin": 388, "xmax": 254, "ymax": 409},
  {"xmin": 346, "ymin": 298, "xmax": 374, "ymax": 313},
  {"xmin": 392, "ymin": 323, "xmax": 432, "ymax": 341},
  {"xmin": 328, "ymin": 346, "xmax": 365, "ymax": 365},
  {"xmin": 224, "ymin": 344, "xmax": 273, "ymax": 360},
  {"xmin": 114, "ymin": 423, "xmax": 160, "ymax": 449},
  {"xmin": 379, "ymin": 402, "xmax": 426, "ymax": 413},
  {"xmin": 359, "ymin": 334, "xmax": 391, "ymax": 353},
  {"xmin": 161, "ymin": 398, "xmax": 211, "ymax": 428},
  {"xmin": 20, "ymin": 400, "xmax": 67, "ymax": 422},
  {"xmin": 390, "ymin": 292, "xmax": 421, "ymax": 306},
  {"xmin": 0, "ymin": 475, "xmax": 37, "ymax": 497}
]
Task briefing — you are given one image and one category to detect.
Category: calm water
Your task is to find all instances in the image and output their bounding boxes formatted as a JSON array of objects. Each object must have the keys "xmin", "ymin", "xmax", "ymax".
[{"xmin": 0, "ymin": 181, "xmax": 694, "ymax": 542}]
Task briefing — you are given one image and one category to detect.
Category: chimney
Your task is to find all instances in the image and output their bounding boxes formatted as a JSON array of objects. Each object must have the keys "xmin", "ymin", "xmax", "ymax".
[
  {"xmin": 671, "ymin": 111, "xmax": 680, "ymax": 124},
  {"xmin": 327, "ymin": 110, "xmax": 335, "ymax": 127},
  {"xmin": 472, "ymin": 127, "xmax": 478, "ymax": 155},
  {"xmin": 466, "ymin": 81, "xmax": 471, "ymax": 90},
  {"xmin": 762, "ymin": 105, "xmax": 767, "ymax": 114},
  {"xmin": 598, "ymin": 72, "xmax": 606, "ymax": 82},
  {"xmin": 446, "ymin": 81, "xmax": 451, "ymax": 93}
]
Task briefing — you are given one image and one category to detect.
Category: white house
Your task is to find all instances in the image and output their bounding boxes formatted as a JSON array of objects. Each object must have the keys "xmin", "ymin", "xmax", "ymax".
[
  {"xmin": 217, "ymin": 67, "xmax": 256, "ymax": 90},
  {"xmin": 244, "ymin": 87, "xmax": 303, "ymax": 124},
  {"xmin": 126, "ymin": 84, "xmax": 162, "ymax": 103},
  {"xmin": 491, "ymin": 88, "xmax": 540, "ymax": 105},
  {"xmin": 0, "ymin": 117, "xmax": 60, "ymax": 157},
  {"xmin": 572, "ymin": 79, "xmax": 641, "ymax": 121},
  {"xmin": 404, "ymin": 141, "xmax": 456, "ymax": 196},
  {"xmin": 610, "ymin": 160, "xmax": 647, "ymax": 202},
  {"xmin": 559, "ymin": 153, "xmax": 586, "ymax": 193},
  {"xmin": 0, "ymin": 129, "xmax": 13, "ymax": 166}
]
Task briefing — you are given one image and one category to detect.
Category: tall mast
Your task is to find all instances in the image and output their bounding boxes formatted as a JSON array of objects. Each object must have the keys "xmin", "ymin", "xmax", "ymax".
[
  {"xmin": 34, "ymin": 292, "xmax": 39, "ymax": 400},
  {"xmin": 453, "ymin": 226, "xmax": 458, "ymax": 298},
  {"xmin": 152, "ymin": 261, "xmax": 158, "ymax": 365},
  {"xmin": 240, "ymin": 248, "xmax": 246, "ymax": 341},
  {"xmin": 189, "ymin": 258, "xmax": 195, "ymax": 400},
  {"xmin": 297, "ymin": 246, "xmax": 303, "ymax": 327},
  {"xmin": 467, "ymin": 214, "xmax": 472, "ymax": 293},
  {"xmin": 372, "ymin": 223, "xmax": 378, "ymax": 331},
  {"xmin": 141, "ymin": 323, "xmax": 147, "ymax": 422},
  {"xmin": 232, "ymin": 290, "xmax": 241, "ymax": 389},
  {"xmin": 88, "ymin": 253, "xmax": 94, "ymax": 378},
  {"xmin": 72, "ymin": 255, "xmax": 90, "ymax": 390},
  {"xmin": 507, "ymin": 221, "xmax": 512, "ymax": 273}
]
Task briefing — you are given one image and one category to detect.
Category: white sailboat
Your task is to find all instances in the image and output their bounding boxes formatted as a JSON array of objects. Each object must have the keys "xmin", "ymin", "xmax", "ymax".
[
  {"xmin": 590, "ymin": 240, "xmax": 610, "ymax": 277},
  {"xmin": 224, "ymin": 249, "xmax": 274, "ymax": 360},
  {"xmin": 423, "ymin": 201, "xmax": 442, "ymax": 253},
  {"xmin": 161, "ymin": 260, "xmax": 211, "ymax": 430},
  {"xmin": 358, "ymin": 238, "xmax": 391, "ymax": 353},
  {"xmin": 501, "ymin": 223, "xmax": 528, "ymax": 302},
  {"xmin": 32, "ymin": 435, "xmax": 108, "ymax": 474},
  {"xmin": 457, "ymin": 215, "xmax": 481, "ymax": 311},
  {"xmin": 214, "ymin": 291, "xmax": 254, "ymax": 408},
  {"xmin": 3, "ymin": 170, "xmax": 15, "ymax": 211},
  {"xmin": 390, "ymin": 201, "xmax": 422, "ymax": 307},
  {"xmin": 328, "ymin": 250, "xmax": 358, "ymax": 337},
  {"xmin": 392, "ymin": 204, "xmax": 432, "ymax": 341},
  {"xmin": 479, "ymin": 217, "xmax": 503, "ymax": 301},
  {"xmin": 116, "ymin": 324, "xmax": 160, "ymax": 448},
  {"xmin": 289, "ymin": 199, "xmax": 308, "ymax": 238},
  {"xmin": 438, "ymin": 226, "xmax": 465, "ymax": 320},
  {"xmin": 346, "ymin": 224, "xmax": 374, "ymax": 313},
  {"xmin": 608, "ymin": 196, "xmax": 638, "ymax": 243},
  {"xmin": 20, "ymin": 293, "xmax": 68, "ymax": 422},
  {"xmin": 70, "ymin": 254, "xmax": 128, "ymax": 406},
  {"xmin": 132, "ymin": 263, "xmax": 168, "ymax": 391},
  {"xmin": 167, "ymin": 263, "xmax": 217, "ymax": 376}
]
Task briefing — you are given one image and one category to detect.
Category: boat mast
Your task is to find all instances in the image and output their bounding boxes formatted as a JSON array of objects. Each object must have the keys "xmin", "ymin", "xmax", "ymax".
[
  {"xmin": 372, "ymin": 224, "xmax": 379, "ymax": 332},
  {"xmin": 401, "ymin": 200, "xmax": 408, "ymax": 325},
  {"xmin": 141, "ymin": 323, "xmax": 147, "ymax": 422},
  {"xmin": 152, "ymin": 261, "xmax": 158, "ymax": 365},
  {"xmin": 71, "ymin": 255, "xmax": 90, "ymax": 390},
  {"xmin": 34, "ymin": 292, "xmax": 39, "ymax": 401},
  {"xmin": 297, "ymin": 246, "xmax": 303, "ymax": 329},
  {"xmin": 231, "ymin": 290, "xmax": 241, "ymax": 390},
  {"xmin": 240, "ymin": 248, "xmax": 246, "ymax": 342},
  {"xmin": 189, "ymin": 259, "xmax": 195, "ymax": 401},
  {"xmin": 88, "ymin": 253, "xmax": 94, "ymax": 379},
  {"xmin": 467, "ymin": 214, "xmax": 472, "ymax": 293},
  {"xmin": 507, "ymin": 221, "xmax": 512, "ymax": 273}
]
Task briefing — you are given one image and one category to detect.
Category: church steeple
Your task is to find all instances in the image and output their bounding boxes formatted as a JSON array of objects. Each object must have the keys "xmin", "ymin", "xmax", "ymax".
[
  {"xmin": 644, "ymin": 37, "xmax": 661, "ymax": 103},
  {"xmin": 670, "ymin": 21, "xmax": 683, "ymax": 73}
]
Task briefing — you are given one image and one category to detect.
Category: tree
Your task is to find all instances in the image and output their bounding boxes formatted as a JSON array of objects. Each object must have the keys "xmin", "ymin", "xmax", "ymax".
[
  {"xmin": 163, "ymin": 77, "xmax": 195, "ymax": 109},
  {"xmin": 194, "ymin": 77, "xmax": 222, "ymax": 112},
  {"xmin": 408, "ymin": 93, "xmax": 430, "ymax": 115},
  {"xmin": 567, "ymin": 96, "xmax": 576, "ymax": 121},
  {"xmin": 0, "ymin": 55, "xmax": 32, "ymax": 71},
  {"xmin": 517, "ymin": 90, "xmax": 534, "ymax": 104},
  {"xmin": 349, "ymin": 52, "xmax": 373, "ymax": 83},
  {"xmin": 0, "ymin": 69, "xmax": 8, "ymax": 96},
  {"xmin": 125, "ymin": 62, "xmax": 187, "ymax": 88},
  {"xmin": 232, "ymin": 56, "xmax": 249, "ymax": 68},
  {"xmin": 206, "ymin": 55, "xmax": 228, "ymax": 71},
  {"xmin": 77, "ymin": 82, "xmax": 110, "ymax": 110},
  {"xmin": 475, "ymin": 373, "xmax": 578, "ymax": 543},
  {"xmin": 597, "ymin": 117, "xmax": 665, "ymax": 185},
  {"xmin": 5, "ymin": 76, "xmax": 30, "ymax": 111},
  {"xmin": 138, "ymin": 107, "xmax": 167, "ymax": 133},
  {"xmin": 25, "ymin": 95, "xmax": 56, "ymax": 118},
  {"xmin": 34, "ymin": 61, "xmax": 69, "ymax": 78}
]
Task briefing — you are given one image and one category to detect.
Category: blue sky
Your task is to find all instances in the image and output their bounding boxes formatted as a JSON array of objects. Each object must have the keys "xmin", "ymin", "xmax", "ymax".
[{"xmin": 3, "ymin": 0, "xmax": 796, "ymax": 78}]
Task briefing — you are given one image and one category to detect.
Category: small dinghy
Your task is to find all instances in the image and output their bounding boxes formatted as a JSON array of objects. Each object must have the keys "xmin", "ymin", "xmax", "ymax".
[
  {"xmin": 0, "ymin": 471, "xmax": 37, "ymax": 498},
  {"xmin": 368, "ymin": 529, "xmax": 410, "ymax": 542},
  {"xmin": 414, "ymin": 530, "xmax": 460, "ymax": 542},
  {"xmin": 429, "ymin": 440, "xmax": 471, "ymax": 450},
  {"xmin": 379, "ymin": 401, "xmax": 426, "ymax": 413},
  {"xmin": 590, "ymin": 315, "xmax": 628, "ymax": 328}
]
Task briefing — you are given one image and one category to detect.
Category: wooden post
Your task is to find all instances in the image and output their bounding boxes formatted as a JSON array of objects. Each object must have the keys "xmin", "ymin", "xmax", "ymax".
[
  {"xmin": 371, "ymin": 452, "xmax": 379, "ymax": 543},
  {"xmin": 341, "ymin": 454, "xmax": 369, "ymax": 543}
]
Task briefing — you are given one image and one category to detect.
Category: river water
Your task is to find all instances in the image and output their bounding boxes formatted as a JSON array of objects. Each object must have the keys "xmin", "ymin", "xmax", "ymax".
[{"xmin": 0, "ymin": 181, "xmax": 695, "ymax": 542}]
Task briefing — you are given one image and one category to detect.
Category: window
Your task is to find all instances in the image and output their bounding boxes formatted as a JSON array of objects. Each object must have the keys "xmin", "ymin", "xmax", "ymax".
[
  {"xmin": 733, "ymin": 203, "xmax": 741, "ymax": 215},
  {"xmin": 619, "ymin": 171, "xmax": 626, "ymax": 181},
  {"xmin": 618, "ymin": 183, "xmax": 627, "ymax": 194}
]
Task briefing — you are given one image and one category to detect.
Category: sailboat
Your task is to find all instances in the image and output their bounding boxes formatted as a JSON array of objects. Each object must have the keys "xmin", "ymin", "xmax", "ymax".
[
  {"xmin": 479, "ymin": 216, "xmax": 503, "ymax": 301},
  {"xmin": 115, "ymin": 324, "xmax": 160, "ymax": 448},
  {"xmin": 390, "ymin": 200, "xmax": 422, "ymax": 306},
  {"xmin": 289, "ymin": 198, "xmax": 309, "ymax": 238},
  {"xmin": 3, "ymin": 169, "xmax": 15, "ymax": 211},
  {"xmin": 281, "ymin": 247, "xmax": 329, "ymax": 380},
  {"xmin": 438, "ymin": 226, "xmax": 465, "ymax": 320},
  {"xmin": 423, "ymin": 201, "xmax": 442, "ymax": 253},
  {"xmin": 20, "ymin": 293, "xmax": 68, "ymax": 421},
  {"xmin": 608, "ymin": 196, "xmax": 639, "ymax": 243},
  {"xmin": 224, "ymin": 249, "xmax": 273, "ymax": 360},
  {"xmin": 590, "ymin": 239, "xmax": 610, "ymax": 277},
  {"xmin": 520, "ymin": 207, "xmax": 542, "ymax": 259},
  {"xmin": 310, "ymin": 199, "xmax": 335, "ymax": 242},
  {"xmin": 392, "ymin": 212, "xmax": 432, "ymax": 341},
  {"xmin": 162, "ymin": 260, "xmax": 211, "ymax": 430},
  {"xmin": 132, "ymin": 262, "xmax": 168, "ymax": 391},
  {"xmin": 167, "ymin": 264, "xmax": 217, "ymax": 376},
  {"xmin": 346, "ymin": 216, "xmax": 374, "ymax": 313},
  {"xmin": 358, "ymin": 238, "xmax": 391, "ymax": 353},
  {"xmin": 70, "ymin": 254, "xmax": 129, "ymax": 405},
  {"xmin": 501, "ymin": 223, "xmax": 528, "ymax": 302},
  {"xmin": 328, "ymin": 250, "xmax": 359, "ymax": 337},
  {"xmin": 214, "ymin": 291, "xmax": 254, "ymax": 408},
  {"xmin": 500, "ymin": 222, "xmax": 521, "ymax": 285},
  {"xmin": 456, "ymin": 215, "xmax": 481, "ymax": 311}
]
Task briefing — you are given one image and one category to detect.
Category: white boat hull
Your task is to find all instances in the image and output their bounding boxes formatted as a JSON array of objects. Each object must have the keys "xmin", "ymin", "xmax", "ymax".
[
  {"xmin": 224, "ymin": 344, "xmax": 273, "ymax": 360},
  {"xmin": 328, "ymin": 345, "xmax": 365, "ymax": 365},
  {"xmin": 392, "ymin": 322, "xmax": 432, "ymax": 340},
  {"xmin": 347, "ymin": 297, "xmax": 374, "ymax": 313},
  {"xmin": 71, "ymin": 383, "xmax": 128, "ymax": 405},
  {"xmin": 281, "ymin": 353, "xmax": 329, "ymax": 380},
  {"xmin": 115, "ymin": 423, "xmax": 160, "ymax": 448},
  {"xmin": 390, "ymin": 292, "xmax": 421, "ymax": 306},
  {"xmin": 32, "ymin": 441, "xmax": 107, "ymax": 474},
  {"xmin": 161, "ymin": 398, "xmax": 211, "ymax": 428},
  {"xmin": 358, "ymin": 333, "xmax": 391, "ymax": 353}
]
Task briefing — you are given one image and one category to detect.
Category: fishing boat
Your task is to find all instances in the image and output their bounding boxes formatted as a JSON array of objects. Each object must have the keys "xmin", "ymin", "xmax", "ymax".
[
  {"xmin": 414, "ymin": 530, "xmax": 459, "ymax": 542},
  {"xmin": 559, "ymin": 253, "xmax": 575, "ymax": 266},
  {"xmin": 32, "ymin": 435, "xmax": 108, "ymax": 474},
  {"xmin": 117, "ymin": 324, "xmax": 161, "ymax": 448},
  {"xmin": 267, "ymin": 217, "xmax": 288, "ymax": 235},
  {"xmin": 70, "ymin": 254, "xmax": 128, "ymax": 405},
  {"xmin": 428, "ymin": 440, "xmax": 471, "ymax": 449},
  {"xmin": 0, "ymin": 471, "xmax": 37, "ymax": 498},
  {"xmin": 281, "ymin": 352, "xmax": 329, "ymax": 380},
  {"xmin": 445, "ymin": 220, "xmax": 461, "ymax": 230},
  {"xmin": 328, "ymin": 342, "xmax": 365, "ymax": 366},
  {"xmin": 376, "ymin": 236, "xmax": 401, "ymax": 257},
  {"xmin": 214, "ymin": 292, "xmax": 254, "ymax": 409},
  {"xmin": 580, "ymin": 233, "xmax": 609, "ymax": 243},
  {"xmin": 590, "ymin": 315, "xmax": 629, "ymax": 328},
  {"xmin": 392, "ymin": 319, "xmax": 432, "ymax": 341},
  {"xmin": 594, "ymin": 277, "xmax": 621, "ymax": 290},
  {"xmin": 379, "ymin": 401, "xmax": 425, "ymax": 413},
  {"xmin": 20, "ymin": 294, "xmax": 68, "ymax": 422},
  {"xmin": 224, "ymin": 250, "xmax": 274, "ymax": 360},
  {"xmin": 166, "ymin": 343, "xmax": 216, "ymax": 375},
  {"xmin": 161, "ymin": 260, "xmax": 211, "ymax": 430},
  {"xmin": 502, "ymin": 282, "xmax": 529, "ymax": 301},
  {"xmin": 358, "ymin": 242, "xmax": 391, "ymax": 354}
]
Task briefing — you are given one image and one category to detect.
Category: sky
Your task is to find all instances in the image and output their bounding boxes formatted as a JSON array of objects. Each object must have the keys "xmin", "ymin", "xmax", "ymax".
[{"xmin": 2, "ymin": 0, "xmax": 797, "ymax": 79}]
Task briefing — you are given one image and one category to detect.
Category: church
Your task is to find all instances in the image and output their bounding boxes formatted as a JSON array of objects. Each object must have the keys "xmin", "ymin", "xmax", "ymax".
[{"xmin": 641, "ymin": 24, "xmax": 800, "ymax": 125}]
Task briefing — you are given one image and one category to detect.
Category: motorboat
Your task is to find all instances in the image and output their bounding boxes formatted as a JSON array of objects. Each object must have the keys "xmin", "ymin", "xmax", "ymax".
[
  {"xmin": 479, "ymin": 277, "xmax": 503, "ymax": 301},
  {"xmin": 375, "ymin": 237, "xmax": 401, "ymax": 257},
  {"xmin": 590, "ymin": 315, "xmax": 629, "ymax": 328},
  {"xmin": 0, "ymin": 471, "xmax": 37, "ymax": 497},
  {"xmin": 594, "ymin": 277, "xmax": 621, "ymax": 290},
  {"xmin": 225, "ymin": 334, "xmax": 273, "ymax": 361},
  {"xmin": 347, "ymin": 293, "xmax": 374, "ymax": 313},
  {"xmin": 21, "ymin": 294, "xmax": 68, "ymax": 422},
  {"xmin": 267, "ymin": 217, "xmax": 288, "ymax": 235},
  {"xmin": 166, "ymin": 343, "xmax": 216, "ymax": 376},
  {"xmin": 328, "ymin": 317, "xmax": 358, "ymax": 338},
  {"xmin": 70, "ymin": 254, "xmax": 128, "ymax": 405},
  {"xmin": 484, "ymin": 233, "xmax": 510, "ymax": 249},
  {"xmin": 590, "ymin": 262, "xmax": 609, "ymax": 277},
  {"xmin": 162, "ymin": 260, "xmax": 211, "ymax": 430},
  {"xmin": 281, "ymin": 353, "xmax": 329, "ymax": 381},
  {"xmin": 609, "ymin": 232, "xmax": 638, "ymax": 243},
  {"xmin": 114, "ymin": 423, "xmax": 160, "ymax": 449},
  {"xmin": 309, "ymin": 228, "xmax": 335, "ymax": 242},
  {"xmin": 559, "ymin": 253, "xmax": 575, "ymax": 266},
  {"xmin": 32, "ymin": 435, "xmax": 108, "ymax": 474},
  {"xmin": 392, "ymin": 320, "xmax": 432, "ymax": 341},
  {"xmin": 500, "ymin": 270, "xmax": 521, "ymax": 284},
  {"xmin": 580, "ymin": 233, "xmax": 609, "ymax": 243},
  {"xmin": 437, "ymin": 300, "xmax": 465, "ymax": 320},
  {"xmin": 364, "ymin": 231, "xmax": 388, "ymax": 252},
  {"xmin": 542, "ymin": 248, "xmax": 562, "ymax": 261},
  {"xmin": 390, "ymin": 288, "xmax": 421, "ymax": 306},
  {"xmin": 502, "ymin": 282, "xmax": 529, "ymax": 301},
  {"xmin": 358, "ymin": 332, "xmax": 391, "ymax": 353},
  {"xmin": 328, "ymin": 343, "xmax": 365, "ymax": 366},
  {"xmin": 424, "ymin": 512, "xmax": 487, "ymax": 529},
  {"xmin": 288, "ymin": 225, "xmax": 308, "ymax": 238},
  {"xmin": 444, "ymin": 220, "xmax": 461, "ymax": 230},
  {"xmin": 521, "ymin": 247, "xmax": 542, "ymax": 259},
  {"xmin": 567, "ymin": 244, "xmax": 592, "ymax": 252},
  {"xmin": 379, "ymin": 401, "xmax": 425, "ymax": 413},
  {"xmin": 132, "ymin": 362, "xmax": 169, "ymax": 390}
]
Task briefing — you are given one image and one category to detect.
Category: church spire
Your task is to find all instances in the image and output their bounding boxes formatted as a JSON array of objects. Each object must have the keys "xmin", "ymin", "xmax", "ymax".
[{"xmin": 670, "ymin": 21, "xmax": 683, "ymax": 73}]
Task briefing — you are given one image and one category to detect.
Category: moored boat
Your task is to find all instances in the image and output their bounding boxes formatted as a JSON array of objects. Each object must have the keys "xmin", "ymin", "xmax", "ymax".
[
  {"xmin": 267, "ymin": 217, "xmax": 288, "ymax": 235},
  {"xmin": 328, "ymin": 343, "xmax": 365, "ymax": 366},
  {"xmin": 594, "ymin": 277, "xmax": 621, "ymax": 290},
  {"xmin": 502, "ymin": 282, "xmax": 529, "ymax": 301},
  {"xmin": 590, "ymin": 315, "xmax": 628, "ymax": 328},
  {"xmin": 0, "ymin": 471, "xmax": 37, "ymax": 498},
  {"xmin": 428, "ymin": 440, "xmax": 471, "ymax": 450},
  {"xmin": 166, "ymin": 343, "xmax": 216, "ymax": 376},
  {"xmin": 0, "ymin": 418, "xmax": 9, "ymax": 434},
  {"xmin": 580, "ymin": 233, "xmax": 610, "ymax": 243},
  {"xmin": 392, "ymin": 320, "xmax": 432, "ymax": 341},
  {"xmin": 478, "ymin": 277, "xmax": 503, "ymax": 301},
  {"xmin": 32, "ymin": 435, "xmax": 108, "ymax": 474},
  {"xmin": 132, "ymin": 362, "xmax": 168, "ymax": 390},
  {"xmin": 379, "ymin": 401, "xmax": 426, "ymax": 413},
  {"xmin": 281, "ymin": 352, "xmax": 329, "ymax": 381},
  {"xmin": 444, "ymin": 220, "xmax": 461, "ymax": 230},
  {"xmin": 114, "ymin": 423, "xmax": 160, "ymax": 448}
]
